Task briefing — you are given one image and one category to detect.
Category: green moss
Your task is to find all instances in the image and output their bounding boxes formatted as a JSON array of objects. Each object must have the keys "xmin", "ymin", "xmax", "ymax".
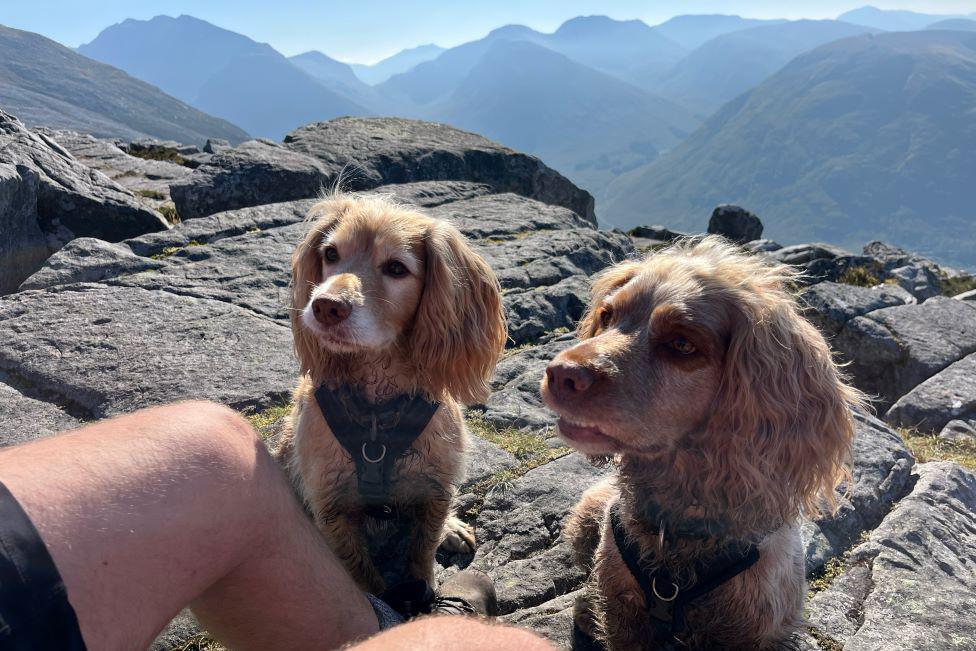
[
  {"xmin": 150, "ymin": 246, "xmax": 182, "ymax": 260},
  {"xmin": 898, "ymin": 427, "xmax": 976, "ymax": 471},
  {"xmin": 838, "ymin": 265, "xmax": 880, "ymax": 288},
  {"xmin": 807, "ymin": 627, "xmax": 844, "ymax": 651},
  {"xmin": 241, "ymin": 402, "xmax": 293, "ymax": 438},
  {"xmin": 149, "ymin": 240, "xmax": 204, "ymax": 260},
  {"xmin": 939, "ymin": 272, "xmax": 976, "ymax": 297},
  {"xmin": 808, "ymin": 555, "xmax": 848, "ymax": 594}
]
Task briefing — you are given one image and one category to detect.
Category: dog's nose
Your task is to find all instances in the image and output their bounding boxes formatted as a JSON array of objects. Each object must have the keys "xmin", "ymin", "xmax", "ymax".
[
  {"xmin": 545, "ymin": 361, "xmax": 596, "ymax": 402},
  {"xmin": 311, "ymin": 297, "xmax": 352, "ymax": 326}
]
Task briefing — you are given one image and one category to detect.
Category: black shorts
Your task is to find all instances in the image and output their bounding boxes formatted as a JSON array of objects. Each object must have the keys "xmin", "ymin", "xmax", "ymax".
[{"xmin": 0, "ymin": 481, "xmax": 86, "ymax": 650}]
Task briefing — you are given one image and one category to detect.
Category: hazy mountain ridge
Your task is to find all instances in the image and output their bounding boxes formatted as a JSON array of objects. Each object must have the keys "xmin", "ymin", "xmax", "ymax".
[
  {"xmin": 604, "ymin": 30, "xmax": 976, "ymax": 268},
  {"xmin": 653, "ymin": 20, "xmax": 880, "ymax": 113},
  {"xmin": 431, "ymin": 39, "xmax": 697, "ymax": 196},
  {"xmin": 839, "ymin": 5, "xmax": 976, "ymax": 31},
  {"xmin": 350, "ymin": 44, "xmax": 445, "ymax": 84},
  {"xmin": 78, "ymin": 15, "xmax": 370, "ymax": 140},
  {"xmin": 0, "ymin": 24, "xmax": 247, "ymax": 144}
]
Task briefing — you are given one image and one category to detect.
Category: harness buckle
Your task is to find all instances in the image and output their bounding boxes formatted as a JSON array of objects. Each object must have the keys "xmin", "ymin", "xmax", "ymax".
[
  {"xmin": 652, "ymin": 577, "xmax": 680, "ymax": 602},
  {"xmin": 362, "ymin": 442, "xmax": 387, "ymax": 463}
]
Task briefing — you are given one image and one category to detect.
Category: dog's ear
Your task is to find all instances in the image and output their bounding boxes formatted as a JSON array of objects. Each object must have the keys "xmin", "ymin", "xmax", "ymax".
[
  {"xmin": 703, "ymin": 283, "xmax": 864, "ymax": 521},
  {"xmin": 577, "ymin": 261, "xmax": 641, "ymax": 338},
  {"xmin": 409, "ymin": 222, "xmax": 506, "ymax": 405},
  {"xmin": 291, "ymin": 204, "xmax": 341, "ymax": 374}
]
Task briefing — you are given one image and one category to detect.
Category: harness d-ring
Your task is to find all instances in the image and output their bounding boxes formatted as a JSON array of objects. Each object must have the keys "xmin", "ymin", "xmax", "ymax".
[
  {"xmin": 362, "ymin": 442, "xmax": 387, "ymax": 463},
  {"xmin": 652, "ymin": 577, "xmax": 679, "ymax": 602}
]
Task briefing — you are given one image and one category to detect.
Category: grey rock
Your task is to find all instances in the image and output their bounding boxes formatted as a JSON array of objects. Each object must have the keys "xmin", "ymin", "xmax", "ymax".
[
  {"xmin": 470, "ymin": 453, "xmax": 609, "ymax": 614},
  {"xmin": 284, "ymin": 117, "xmax": 595, "ymax": 222},
  {"xmin": 112, "ymin": 222, "xmax": 305, "ymax": 321},
  {"xmin": 0, "ymin": 109, "xmax": 168, "ymax": 242},
  {"xmin": 19, "ymin": 237, "xmax": 165, "ymax": 291},
  {"xmin": 706, "ymin": 204, "xmax": 763, "ymax": 243},
  {"xmin": 938, "ymin": 419, "xmax": 976, "ymax": 443},
  {"xmin": 0, "ymin": 162, "xmax": 47, "ymax": 294},
  {"xmin": 956, "ymin": 288, "xmax": 976, "ymax": 302},
  {"xmin": 800, "ymin": 281, "xmax": 914, "ymax": 337},
  {"xmin": 488, "ymin": 541, "xmax": 584, "ymax": 615},
  {"xmin": 429, "ymin": 193, "xmax": 591, "ymax": 239},
  {"xmin": 834, "ymin": 296, "xmax": 976, "ymax": 409},
  {"xmin": 483, "ymin": 336, "xmax": 573, "ymax": 431},
  {"xmin": 125, "ymin": 182, "xmax": 494, "ymax": 259},
  {"xmin": 0, "ymin": 382, "xmax": 80, "ymax": 447},
  {"xmin": 125, "ymin": 199, "xmax": 315, "ymax": 258},
  {"xmin": 473, "ymin": 453, "xmax": 608, "ymax": 570},
  {"xmin": 463, "ymin": 434, "xmax": 518, "ymax": 489},
  {"xmin": 0, "ymin": 284, "xmax": 294, "ymax": 419},
  {"xmin": 170, "ymin": 140, "xmax": 333, "ymax": 220},
  {"xmin": 478, "ymin": 229, "xmax": 632, "ymax": 291},
  {"xmin": 807, "ymin": 462, "xmax": 976, "ymax": 650},
  {"xmin": 886, "ymin": 352, "xmax": 976, "ymax": 433},
  {"xmin": 502, "ymin": 590, "xmax": 577, "ymax": 649},
  {"xmin": 627, "ymin": 224, "xmax": 687, "ymax": 242},
  {"xmin": 743, "ymin": 238, "xmax": 782, "ymax": 253},
  {"xmin": 803, "ymin": 412, "xmax": 914, "ymax": 574},
  {"xmin": 770, "ymin": 242, "xmax": 853, "ymax": 266},
  {"xmin": 504, "ymin": 275, "xmax": 591, "ymax": 347},
  {"xmin": 863, "ymin": 240, "xmax": 946, "ymax": 301},
  {"xmin": 37, "ymin": 129, "xmax": 190, "ymax": 206},
  {"xmin": 203, "ymin": 138, "xmax": 230, "ymax": 154}
]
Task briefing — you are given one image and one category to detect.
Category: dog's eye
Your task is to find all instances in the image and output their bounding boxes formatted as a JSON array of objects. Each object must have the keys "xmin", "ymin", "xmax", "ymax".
[
  {"xmin": 383, "ymin": 260, "xmax": 408, "ymax": 278},
  {"xmin": 599, "ymin": 306, "xmax": 613, "ymax": 329},
  {"xmin": 668, "ymin": 336, "xmax": 697, "ymax": 355},
  {"xmin": 323, "ymin": 246, "xmax": 340, "ymax": 263}
]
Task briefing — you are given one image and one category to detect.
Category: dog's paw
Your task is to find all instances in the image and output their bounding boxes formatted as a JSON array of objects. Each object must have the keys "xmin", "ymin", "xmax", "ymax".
[{"xmin": 439, "ymin": 516, "xmax": 476, "ymax": 554}]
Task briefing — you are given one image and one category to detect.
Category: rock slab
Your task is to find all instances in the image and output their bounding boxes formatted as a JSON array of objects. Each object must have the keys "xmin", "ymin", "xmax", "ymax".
[{"xmin": 808, "ymin": 462, "xmax": 976, "ymax": 650}]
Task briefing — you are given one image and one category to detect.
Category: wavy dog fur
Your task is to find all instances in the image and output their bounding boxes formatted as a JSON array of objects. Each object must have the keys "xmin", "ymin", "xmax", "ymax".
[
  {"xmin": 544, "ymin": 237, "xmax": 864, "ymax": 649},
  {"xmin": 276, "ymin": 194, "xmax": 506, "ymax": 592}
]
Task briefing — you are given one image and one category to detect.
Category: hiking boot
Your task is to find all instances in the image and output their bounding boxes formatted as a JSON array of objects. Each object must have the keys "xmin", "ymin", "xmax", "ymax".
[{"xmin": 430, "ymin": 569, "xmax": 498, "ymax": 617}]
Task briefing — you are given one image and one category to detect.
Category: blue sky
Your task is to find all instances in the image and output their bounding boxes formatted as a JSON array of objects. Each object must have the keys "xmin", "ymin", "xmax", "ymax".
[{"xmin": 2, "ymin": 1, "xmax": 974, "ymax": 63}]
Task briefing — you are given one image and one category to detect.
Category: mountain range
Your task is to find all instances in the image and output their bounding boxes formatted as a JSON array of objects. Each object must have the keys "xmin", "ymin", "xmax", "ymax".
[
  {"xmin": 2, "ymin": 5, "xmax": 973, "ymax": 267},
  {"xmin": 604, "ymin": 30, "xmax": 976, "ymax": 268},
  {"xmin": 77, "ymin": 15, "xmax": 369, "ymax": 140},
  {"xmin": 0, "ymin": 24, "xmax": 246, "ymax": 144}
]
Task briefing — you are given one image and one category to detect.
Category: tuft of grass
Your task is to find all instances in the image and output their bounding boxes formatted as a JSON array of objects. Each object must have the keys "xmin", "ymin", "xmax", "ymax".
[
  {"xmin": 135, "ymin": 188, "xmax": 166, "ymax": 200},
  {"xmin": 501, "ymin": 340, "xmax": 536, "ymax": 360},
  {"xmin": 898, "ymin": 427, "xmax": 976, "ymax": 471},
  {"xmin": 940, "ymin": 272, "xmax": 976, "ymax": 297},
  {"xmin": 159, "ymin": 203, "xmax": 180, "ymax": 225},
  {"xmin": 241, "ymin": 402, "xmax": 293, "ymax": 438},
  {"xmin": 838, "ymin": 265, "xmax": 880, "ymax": 288},
  {"xmin": 149, "ymin": 240, "xmax": 204, "ymax": 260},
  {"xmin": 462, "ymin": 413, "xmax": 570, "ymax": 519}
]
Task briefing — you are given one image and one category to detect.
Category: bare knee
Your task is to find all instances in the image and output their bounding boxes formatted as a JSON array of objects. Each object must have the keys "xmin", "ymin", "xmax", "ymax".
[{"xmin": 349, "ymin": 616, "xmax": 555, "ymax": 651}]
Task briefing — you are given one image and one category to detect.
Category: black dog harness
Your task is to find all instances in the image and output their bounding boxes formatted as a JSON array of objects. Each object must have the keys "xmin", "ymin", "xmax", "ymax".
[
  {"xmin": 314, "ymin": 384, "xmax": 439, "ymax": 521},
  {"xmin": 576, "ymin": 501, "xmax": 761, "ymax": 650}
]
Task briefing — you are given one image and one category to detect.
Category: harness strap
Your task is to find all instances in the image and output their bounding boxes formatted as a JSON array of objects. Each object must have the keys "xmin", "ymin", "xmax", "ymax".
[
  {"xmin": 315, "ymin": 384, "xmax": 440, "ymax": 518},
  {"xmin": 609, "ymin": 501, "xmax": 760, "ymax": 646}
]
